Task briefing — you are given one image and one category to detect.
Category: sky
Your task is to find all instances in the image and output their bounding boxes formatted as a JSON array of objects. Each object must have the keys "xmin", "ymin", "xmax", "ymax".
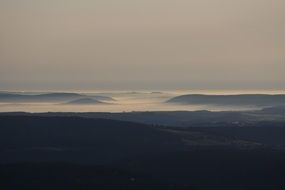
[{"xmin": 0, "ymin": 0, "xmax": 284, "ymax": 91}]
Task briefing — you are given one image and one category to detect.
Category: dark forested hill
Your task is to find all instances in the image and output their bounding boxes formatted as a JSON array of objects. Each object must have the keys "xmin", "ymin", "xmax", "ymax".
[
  {"xmin": 2, "ymin": 108, "xmax": 284, "ymax": 128},
  {"xmin": 1, "ymin": 115, "xmax": 285, "ymax": 190}
]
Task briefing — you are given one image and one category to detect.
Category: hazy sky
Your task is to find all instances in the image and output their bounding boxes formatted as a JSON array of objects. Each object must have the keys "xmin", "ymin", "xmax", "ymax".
[{"xmin": 0, "ymin": 0, "xmax": 284, "ymax": 91}]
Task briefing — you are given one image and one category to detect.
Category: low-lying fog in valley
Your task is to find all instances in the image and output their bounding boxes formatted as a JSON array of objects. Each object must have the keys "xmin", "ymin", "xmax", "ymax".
[{"xmin": 1, "ymin": 90, "xmax": 285, "ymax": 113}]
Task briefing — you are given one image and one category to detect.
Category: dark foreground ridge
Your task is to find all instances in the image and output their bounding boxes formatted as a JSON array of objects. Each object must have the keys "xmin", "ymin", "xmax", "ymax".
[
  {"xmin": 2, "ymin": 106, "xmax": 285, "ymax": 127},
  {"xmin": 1, "ymin": 115, "xmax": 285, "ymax": 190}
]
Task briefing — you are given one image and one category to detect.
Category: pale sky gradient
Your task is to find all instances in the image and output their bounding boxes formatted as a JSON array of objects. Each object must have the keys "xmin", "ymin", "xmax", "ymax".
[{"xmin": 0, "ymin": 0, "xmax": 284, "ymax": 91}]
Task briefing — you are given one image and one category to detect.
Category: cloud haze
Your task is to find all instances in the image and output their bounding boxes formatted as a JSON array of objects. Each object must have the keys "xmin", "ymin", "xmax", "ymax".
[{"xmin": 0, "ymin": 0, "xmax": 284, "ymax": 90}]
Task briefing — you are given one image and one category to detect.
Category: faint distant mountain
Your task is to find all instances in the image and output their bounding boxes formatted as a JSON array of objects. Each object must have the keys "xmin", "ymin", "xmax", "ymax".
[
  {"xmin": 151, "ymin": 92, "xmax": 163, "ymax": 94},
  {"xmin": 167, "ymin": 94, "xmax": 285, "ymax": 107},
  {"xmin": 65, "ymin": 98, "xmax": 108, "ymax": 105},
  {"xmin": 0, "ymin": 92, "xmax": 114, "ymax": 103},
  {"xmin": 260, "ymin": 106, "xmax": 285, "ymax": 114}
]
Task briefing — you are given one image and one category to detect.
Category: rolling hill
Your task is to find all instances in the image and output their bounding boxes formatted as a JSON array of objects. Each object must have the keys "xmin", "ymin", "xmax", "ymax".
[
  {"xmin": 167, "ymin": 94, "xmax": 285, "ymax": 107},
  {"xmin": 0, "ymin": 92, "xmax": 114, "ymax": 103}
]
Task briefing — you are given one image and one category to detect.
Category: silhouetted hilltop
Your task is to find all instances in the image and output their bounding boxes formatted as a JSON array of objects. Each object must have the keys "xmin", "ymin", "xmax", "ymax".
[
  {"xmin": 167, "ymin": 94, "xmax": 285, "ymax": 106},
  {"xmin": 0, "ymin": 116, "xmax": 182, "ymax": 164}
]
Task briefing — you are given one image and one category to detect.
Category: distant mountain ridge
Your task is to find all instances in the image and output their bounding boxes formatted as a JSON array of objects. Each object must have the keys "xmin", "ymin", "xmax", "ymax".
[
  {"xmin": 167, "ymin": 94, "xmax": 285, "ymax": 106},
  {"xmin": 0, "ymin": 92, "xmax": 114, "ymax": 103},
  {"xmin": 65, "ymin": 98, "xmax": 108, "ymax": 105}
]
